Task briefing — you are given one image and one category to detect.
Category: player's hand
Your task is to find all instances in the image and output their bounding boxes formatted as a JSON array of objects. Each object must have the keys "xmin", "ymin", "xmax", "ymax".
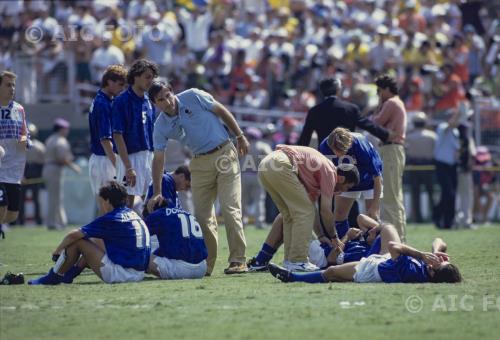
[
  {"xmin": 147, "ymin": 194, "xmax": 165, "ymax": 213},
  {"xmin": 346, "ymin": 228, "xmax": 362, "ymax": 241},
  {"xmin": 331, "ymin": 238, "xmax": 345, "ymax": 252},
  {"xmin": 18, "ymin": 135, "xmax": 28, "ymax": 149},
  {"xmin": 126, "ymin": 168, "xmax": 137, "ymax": 187},
  {"xmin": 318, "ymin": 235, "xmax": 333, "ymax": 247},
  {"xmin": 421, "ymin": 252, "xmax": 442, "ymax": 268},
  {"xmin": 236, "ymin": 135, "xmax": 249, "ymax": 156},
  {"xmin": 433, "ymin": 251, "xmax": 450, "ymax": 262}
]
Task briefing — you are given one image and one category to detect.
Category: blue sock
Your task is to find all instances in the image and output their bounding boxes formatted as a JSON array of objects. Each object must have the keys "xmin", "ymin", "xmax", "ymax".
[
  {"xmin": 290, "ymin": 271, "xmax": 326, "ymax": 283},
  {"xmin": 255, "ymin": 243, "xmax": 276, "ymax": 265},
  {"xmin": 62, "ymin": 265, "xmax": 84, "ymax": 284},
  {"xmin": 335, "ymin": 220, "xmax": 349, "ymax": 239}
]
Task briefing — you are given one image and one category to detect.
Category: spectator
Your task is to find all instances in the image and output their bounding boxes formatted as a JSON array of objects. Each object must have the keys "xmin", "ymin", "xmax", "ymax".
[
  {"xmin": 89, "ymin": 32, "xmax": 125, "ymax": 84},
  {"xmin": 405, "ymin": 112, "xmax": 436, "ymax": 223}
]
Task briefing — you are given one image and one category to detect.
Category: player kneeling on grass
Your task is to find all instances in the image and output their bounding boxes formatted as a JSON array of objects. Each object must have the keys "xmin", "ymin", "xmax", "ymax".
[
  {"xmin": 143, "ymin": 202, "xmax": 207, "ymax": 280},
  {"xmin": 29, "ymin": 182, "xmax": 151, "ymax": 285},
  {"xmin": 269, "ymin": 224, "xmax": 462, "ymax": 284},
  {"xmin": 248, "ymin": 213, "xmax": 382, "ymax": 271}
]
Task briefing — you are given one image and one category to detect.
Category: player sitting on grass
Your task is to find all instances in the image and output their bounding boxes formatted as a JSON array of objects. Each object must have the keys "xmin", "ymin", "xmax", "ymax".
[
  {"xmin": 248, "ymin": 213, "xmax": 382, "ymax": 271},
  {"xmin": 269, "ymin": 224, "xmax": 462, "ymax": 284},
  {"xmin": 143, "ymin": 202, "xmax": 207, "ymax": 279},
  {"xmin": 29, "ymin": 182, "xmax": 151, "ymax": 285}
]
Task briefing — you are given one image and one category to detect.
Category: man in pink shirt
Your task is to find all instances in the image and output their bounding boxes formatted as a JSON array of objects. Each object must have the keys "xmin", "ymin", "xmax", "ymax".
[
  {"xmin": 372, "ymin": 75, "xmax": 407, "ymax": 242},
  {"xmin": 258, "ymin": 145, "xmax": 359, "ymax": 272}
]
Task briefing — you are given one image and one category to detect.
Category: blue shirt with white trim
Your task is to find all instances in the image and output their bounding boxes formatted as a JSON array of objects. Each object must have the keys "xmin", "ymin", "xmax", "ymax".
[
  {"xmin": 112, "ymin": 87, "xmax": 154, "ymax": 154},
  {"xmin": 145, "ymin": 173, "xmax": 180, "ymax": 209},
  {"xmin": 377, "ymin": 255, "xmax": 430, "ymax": 283},
  {"xmin": 145, "ymin": 207, "xmax": 207, "ymax": 264},
  {"xmin": 153, "ymin": 88, "xmax": 229, "ymax": 155},
  {"xmin": 80, "ymin": 207, "xmax": 151, "ymax": 271},
  {"xmin": 89, "ymin": 89, "xmax": 115, "ymax": 156},
  {"xmin": 319, "ymin": 133, "xmax": 382, "ymax": 191}
]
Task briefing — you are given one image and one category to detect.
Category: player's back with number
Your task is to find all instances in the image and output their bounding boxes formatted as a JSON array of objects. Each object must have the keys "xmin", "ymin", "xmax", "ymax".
[
  {"xmin": 145, "ymin": 207, "xmax": 208, "ymax": 279},
  {"xmin": 81, "ymin": 207, "xmax": 151, "ymax": 271}
]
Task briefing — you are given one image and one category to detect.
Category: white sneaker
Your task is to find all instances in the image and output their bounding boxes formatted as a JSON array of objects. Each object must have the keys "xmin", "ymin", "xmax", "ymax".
[{"xmin": 282, "ymin": 260, "xmax": 319, "ymax": 272}]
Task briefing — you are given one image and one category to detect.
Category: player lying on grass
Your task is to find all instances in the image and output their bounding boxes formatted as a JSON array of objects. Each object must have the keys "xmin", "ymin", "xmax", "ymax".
[
  {"xmin": 143, "ymin": 202, "xmax": 208, "ymax": 279},
  {"xmin": 29, "ymin": 182, "xmax": 151, "ymax": 285},
  {"xmin": 269, "ymin": 224, "xmax": 462, "ymax": 284},
  {"xmin": 248, "ymin": 213, "xmax": 382, "ymax": 271}
]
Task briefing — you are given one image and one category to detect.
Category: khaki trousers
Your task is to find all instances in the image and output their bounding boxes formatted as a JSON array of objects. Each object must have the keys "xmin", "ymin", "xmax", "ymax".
[
  {"xmin": 380, "ymin": 144, "xmax": 406, "ymax": 242},
  {"xmin": 258, "ymin": 151, "xmax": 315, "ymax": 262},
  {"xmin": 190, "ymin": 143, "xmax": 247, "ymax": 274}
]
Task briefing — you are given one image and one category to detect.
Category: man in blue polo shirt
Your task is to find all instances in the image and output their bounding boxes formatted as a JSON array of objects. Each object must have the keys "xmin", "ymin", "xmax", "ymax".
[
  {"xmin": 146, "ymin": 81, "xmax": 249, "ymax": 275},
  {"xmin": 88, "ymin": 65, "xmax": 127, "ymax": 214},
  {"xmin": 112, "ymin": 59, "xmax": 158, "ymax": 207},
  {"xmin": 144, "ymin": 203, "xmax": 207, "ymax": 280},
  {"xmin": 319, "ymin": 127, "xmax": 383, "ymax": 238},
  {"xmin": 29, "ymin": 181, "xmax": 150, "ymax": 285},
  {"xmin": 269, "ymin": 225, "xmax": 462, "ymax": 284}
]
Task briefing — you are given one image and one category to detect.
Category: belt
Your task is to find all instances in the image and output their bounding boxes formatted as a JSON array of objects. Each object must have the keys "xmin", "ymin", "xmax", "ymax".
[
  {"xmin": 194, "ymin": 140, "xmax": 231, "ymax": 158},
  {"xmin": 380, "ymin": 141, "xmax": 404, "ymax": 146}
]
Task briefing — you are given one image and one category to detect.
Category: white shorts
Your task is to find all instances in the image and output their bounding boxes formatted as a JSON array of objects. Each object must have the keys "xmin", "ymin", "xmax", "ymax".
[
  {"xmin": 353, "ymin": 254, "xmax": 390, "ymax": 283},
  {"xmin": 89, "ymin": 154, "xmax": 117, "ymax": 195},
  {"xmin": 116, "ymin": 150, "xmax": 153, "ymax": 196},
  {"xmin": 340, "ymin": 189, "xmax": 382, "ymax": 200},
  {"xmin": 153, "ymin": 256, "xmax": 207, "ymax": 280},
  {"xmin": 100, "ymin": 254, "xmax": 145, "ymax": 284},
  {"xmin": 308, "ymin": 240, "xmax": 328, "ymax": 269}
]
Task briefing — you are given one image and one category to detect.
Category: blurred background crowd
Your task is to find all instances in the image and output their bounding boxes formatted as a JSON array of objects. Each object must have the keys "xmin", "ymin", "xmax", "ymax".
[{"xmin": 0, "ymin": 0, "xmax": 498, "ymax": 227}]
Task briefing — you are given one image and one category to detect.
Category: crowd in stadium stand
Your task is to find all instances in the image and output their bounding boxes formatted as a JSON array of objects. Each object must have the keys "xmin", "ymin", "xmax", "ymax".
[{"xmin": 0, "ymin": 0, "xmax": 498, "ymax": 115}]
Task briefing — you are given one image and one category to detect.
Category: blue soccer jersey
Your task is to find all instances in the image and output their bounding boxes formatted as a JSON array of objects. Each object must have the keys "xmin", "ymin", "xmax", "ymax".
[
  {"xmin": 112, "ymin": 87, "xmax": 154, "ymax": 154},
  {"xmin": 145, "ymin": 207, "xmax": 207, "ymax": 264},
  {"xmin": 377, "ymin": 255, "xmax": 430, "ymax": 283},
  {"xmin": 80, "ymin": 207, "xmax": 151, "ymax": 271},
  {"xmin": 319, "ymin": 133, "xmax": 382, "ymax": 191},
  {"xmin": 145, "ymin": 173, "xmax": 180, "ymax": 209},
  {"xmin": 89, "ymin": 89, "xmax": 115, "ymax": 156}
]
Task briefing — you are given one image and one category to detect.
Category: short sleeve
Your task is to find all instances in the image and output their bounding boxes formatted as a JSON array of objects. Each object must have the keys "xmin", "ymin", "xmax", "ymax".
[
  {"xmin": 153, "ymin": 116, "xmax": 168, "ymax": 151},
  {"xmin": 192, "ymin": 89, "xmax": 216, "ymax": 112},
  {"xmin": 80, "ymin": 216, "xmax": 107, "ymax": 239}
]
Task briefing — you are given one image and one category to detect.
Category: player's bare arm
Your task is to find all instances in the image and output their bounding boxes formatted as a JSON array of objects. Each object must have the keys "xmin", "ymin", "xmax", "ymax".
[
  {"xmin": 212, "ymin": 102, "xmax": 249, "ymax": 156},
  {"xmin": 113, "ymin": 132, "xmax": 136, "ymax": 187}
]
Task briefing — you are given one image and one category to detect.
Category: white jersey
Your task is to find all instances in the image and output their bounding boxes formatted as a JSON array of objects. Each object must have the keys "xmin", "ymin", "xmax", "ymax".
[{"xmin": 0, "ymin": 101, "xmax": 28, "ymax": 183}]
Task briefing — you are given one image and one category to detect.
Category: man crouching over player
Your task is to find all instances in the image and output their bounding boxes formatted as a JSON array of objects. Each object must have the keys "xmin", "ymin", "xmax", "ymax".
[
  {"xmin": 143, "ymin": 203, "xmax": 207, "ymax": 279},
  {"xmin": 269, "ymin": 224, "xmax": 461, "ymax": 284},
  {"xmin": 29, "ymin": 182, "xmax": 150, "ymax": 285}
]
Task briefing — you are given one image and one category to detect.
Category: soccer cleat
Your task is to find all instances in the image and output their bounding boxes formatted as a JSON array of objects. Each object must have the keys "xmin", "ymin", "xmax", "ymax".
[
  {"xmin": 247, "ymin": 257, "xmax": 269, "ymax": 272},
  {"xmin": 0, "ymin": 272, "xmax": 25, "ymax": 285},
  {"xmin": 62, "ymin": 266, "xmax": 84, "ymax": 284},
  {"xmin": 269, "ymin": 263, "xmax": 293, "ymax": 283},
  {"xmin": 28, "ymin": 269, "xmax": 64, "ymax": 285},
  {"xmin": 283, "ymin": 261, "xmax": 319, "ymax": 272}
]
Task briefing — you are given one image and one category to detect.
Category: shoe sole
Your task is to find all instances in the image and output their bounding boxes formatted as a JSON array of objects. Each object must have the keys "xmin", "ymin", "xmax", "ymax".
[{"xmin": 247, "ymin": 265, "xmax": 268, "ymax": 272}]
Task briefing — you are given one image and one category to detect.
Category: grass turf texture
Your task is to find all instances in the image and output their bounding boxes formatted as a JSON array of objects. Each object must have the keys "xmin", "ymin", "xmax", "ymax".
[{"xmin": 1, "ymin": 224, "xmax": 500, "ymax": 340}]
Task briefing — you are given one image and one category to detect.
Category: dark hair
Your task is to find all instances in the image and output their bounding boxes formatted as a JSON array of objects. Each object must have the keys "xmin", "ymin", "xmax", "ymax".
[
  {"xmin": 319, "ymin": 78, "xmax": 341, "ymax": 96},
  {"xmin": 337, "ymin": 163, "xmax": 360, "ymax": 186},
  {"xmin": 101, "ymin": 64, "xmax": 127, "ymax": 88},
  {"xmin": 430, "ymin": 263, "xmax": 462, "ymax": 283},
  {"xmin": 142, "ymin": 199, "xmax": 168, "ymax": 218},
  {"xmin": 375, "ymin": 74, "xmax": 398, "ymax": 94},
  {"xmin": 99, "ymin": 181, "xmax": 128, "ymax": 208},
  {"xmin": 127, "ymin": 59, "xmax": 159, "ymax": 85},
  {"xmin": 174, "ymin": 165, "xmax": 191, "ymax": 182},
  {"xmin": 148, "ymin": 81, "xmax": 173, "ymax": 103},
  {"xmin": 414, "ymin": 120, "xmax": 426, "ymax": 128}
]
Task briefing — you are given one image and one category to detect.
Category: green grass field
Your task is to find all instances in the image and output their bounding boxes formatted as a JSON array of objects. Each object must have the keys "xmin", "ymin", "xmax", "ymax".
[{"xmin": 1, "ymin": 224, "xmax": 500, "ymax": 340}]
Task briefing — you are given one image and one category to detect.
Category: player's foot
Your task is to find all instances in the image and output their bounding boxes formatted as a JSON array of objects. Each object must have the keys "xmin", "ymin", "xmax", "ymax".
[
  {"xmin": 28, "ymin": 269, "xmax": 64, "ymax": 285},
  {"xmin": 224, "ymin": 262, "xmax": 248, "ymax": 275},
  {"xmin": 283, "ymin": 260, "xmax": 319, "ymax": 272},
  {"xmin": 247, "ymin": 257, "xmax": 269, "ymax": 272},
  {"xmin": 62, "ymin": 266, "xmax": 84, "ymax": 284},
  {"xmin": 0, "ymin": 272, "xmax": 25, "ymax": 285},
  {"xmin": 269, "ymin": 263, "xmax": 293, "ymax": 283}
]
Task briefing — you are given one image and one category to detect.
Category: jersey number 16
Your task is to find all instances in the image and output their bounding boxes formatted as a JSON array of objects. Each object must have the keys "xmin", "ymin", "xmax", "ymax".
[{"xmin": 178, "ymin": 214, "xmax": 203, "ymax": 239}]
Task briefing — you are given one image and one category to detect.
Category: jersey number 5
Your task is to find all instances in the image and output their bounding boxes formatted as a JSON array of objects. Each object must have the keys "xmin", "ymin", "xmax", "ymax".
[{"xmin": 178, "ymin": 214, "xmax": 203, "ymax": 239}]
